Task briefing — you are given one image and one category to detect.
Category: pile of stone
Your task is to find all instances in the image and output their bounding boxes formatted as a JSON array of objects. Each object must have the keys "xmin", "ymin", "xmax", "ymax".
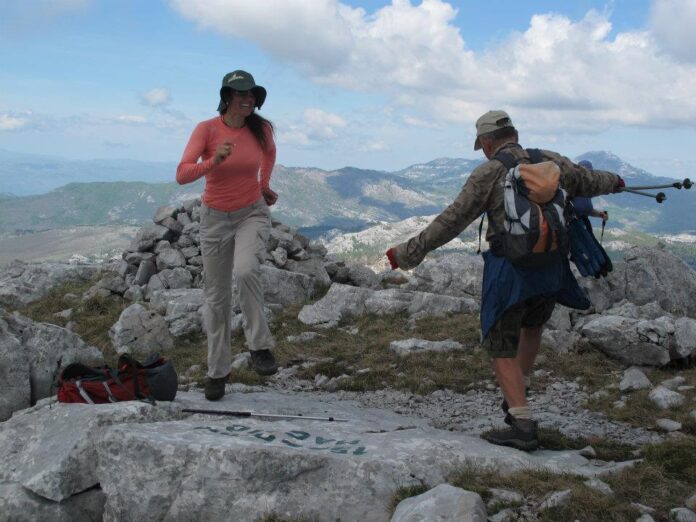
[{"xmin": 90, "ymin": 199, "xmax": 382, "ymax": 305}]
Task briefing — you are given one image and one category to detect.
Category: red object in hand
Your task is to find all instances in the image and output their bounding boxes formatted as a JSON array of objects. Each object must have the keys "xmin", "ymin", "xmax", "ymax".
[
  {"xmin": 614, "ymin": 176, "xmax": 625, "ymax": 192},
  {"xmin": 386, "ymin": 248, "xmax": 399, "ymax": 270}
]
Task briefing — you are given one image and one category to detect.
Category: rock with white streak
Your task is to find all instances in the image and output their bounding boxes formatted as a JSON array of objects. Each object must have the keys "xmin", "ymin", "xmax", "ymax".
[
  {"xmin": 619, "ymin": 367, "xmax": 652, "ymax": 392},
  {"xmin": 390, "ymin": 338, "xmax": 465, "ymax": 356},
  {"xmin": 648, "ymin": 386, "xmax": 685, "ymax": 409},
  {"xmin": 538, "ymin": 489, "xmax": 572, "ymax": 511},
  {"xmin": 390, "ymin": 484, "xmax": 487, "ymax": 522}
]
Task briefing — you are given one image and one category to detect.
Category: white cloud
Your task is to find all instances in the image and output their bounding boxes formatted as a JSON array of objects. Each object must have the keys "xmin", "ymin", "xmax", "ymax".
[
  {"xmin": 171, "ymin": 0, "xmax": 696, "ymax": 134},
  {"xmin": 650, "ymin": 0, "xmax": 696, "ymax": 63},
  {"xmin": 115, "ymin": 115, "xmax": 148, "ymax": 124},
  {"xmin": 278, "ymin": 108, "xmax": 347, "ymax": 145},
  {"xmin": 0, "ymin": 112, "xmax": 32, "ymax": 131},
  {"xmin": 142, "ymin": 88, "xmax": 172, "ymax": 107}
]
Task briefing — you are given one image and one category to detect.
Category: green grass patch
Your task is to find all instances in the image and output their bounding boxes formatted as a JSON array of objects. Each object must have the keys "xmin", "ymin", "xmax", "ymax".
[
  {"xmin": 447, "ymin": 434, "xmax": 696, "ymax": 521},
  {"xmin": 266, "ymin": 309, "xmax": 489, "ymax": 394},
  {"xmin": 19, "ymin": 275, "xmax": 127, "ymax": 362}
]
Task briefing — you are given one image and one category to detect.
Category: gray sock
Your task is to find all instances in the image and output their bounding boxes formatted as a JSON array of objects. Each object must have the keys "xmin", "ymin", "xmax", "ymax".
[{"xmin": 508, "ymin": 406, "xmax": 532, "ymax": 420}]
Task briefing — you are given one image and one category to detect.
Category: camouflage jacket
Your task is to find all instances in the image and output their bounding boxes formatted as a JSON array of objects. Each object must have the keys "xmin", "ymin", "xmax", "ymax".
[{"xmin": 391, "ymin": 142, "xmax": 621, "ymax": 270}]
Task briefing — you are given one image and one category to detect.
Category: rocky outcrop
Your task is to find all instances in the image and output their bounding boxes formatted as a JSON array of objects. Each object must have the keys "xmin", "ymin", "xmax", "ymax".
[
  {"xmin": 298, "ymin": 284, "xmax": 478, "ymax": 328},
  {"xmin": 0, "ymin": 309, "xmax": 104, "ymax": 421},
  {"xmin": 0, "ymin": 261, "xmax": 101, "ymax": 309}
]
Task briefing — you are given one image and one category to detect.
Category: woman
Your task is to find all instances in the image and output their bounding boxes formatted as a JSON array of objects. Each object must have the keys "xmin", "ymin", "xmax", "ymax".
[{"xmin": 176, "ymin": 70, "xmax": 279, "ymax": 401}]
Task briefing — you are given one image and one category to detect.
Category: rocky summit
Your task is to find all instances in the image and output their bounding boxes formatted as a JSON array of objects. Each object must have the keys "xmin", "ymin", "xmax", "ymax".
[{"xmin": 1, "ymin": 201, "xmax": 696, "ymax": 521}]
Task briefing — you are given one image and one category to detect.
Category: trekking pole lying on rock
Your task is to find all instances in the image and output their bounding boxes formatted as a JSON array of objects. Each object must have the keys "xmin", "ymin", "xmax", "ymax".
[
  {"xmin": 182, "ymin": 408, "xmax": 349, "ymax": 422},
  {"xmin": 623, "ymin": 178, "xmax": 692, "ymax": 191},
  {"xmin": 618, "ymin": 188, "xmax": 667, "ymax": 203}
]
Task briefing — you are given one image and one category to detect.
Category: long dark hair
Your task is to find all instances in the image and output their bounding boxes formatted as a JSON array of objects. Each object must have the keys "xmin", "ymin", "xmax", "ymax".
[{"xmin": 219, "ymin": 92, "xmax": 274, "ymax": 151}]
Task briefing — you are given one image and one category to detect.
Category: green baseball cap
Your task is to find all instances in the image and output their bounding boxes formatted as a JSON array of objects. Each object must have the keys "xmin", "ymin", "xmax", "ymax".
[
  {"xmin": 473, "ymin": 110, "xmax": 514, "ymax": 150},
  {"xmin": 217, "ymin": 70, "xmax": 267, "ymax": 111}
]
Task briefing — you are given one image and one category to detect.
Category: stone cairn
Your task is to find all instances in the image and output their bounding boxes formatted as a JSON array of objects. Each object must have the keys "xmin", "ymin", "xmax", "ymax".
[{"xmin": 89, "ymin": 198, "xmax": 379, "ymax": 304}]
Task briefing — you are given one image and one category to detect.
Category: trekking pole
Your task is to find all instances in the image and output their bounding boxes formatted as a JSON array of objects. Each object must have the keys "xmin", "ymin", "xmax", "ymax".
[
  {"xmin": 600, "ymin": 220, "xmax": 605, "ymax": 245},
  {"xmin": 618, "ymin": 188, "xmax": 667, "ymax": 203},
  {"xmin": 182, "ymin": 408, "xmax": 349, "ymax": 422},
  {"xmin": 623, "ymin": 178, "xmax": 692, "ymax": 191}
]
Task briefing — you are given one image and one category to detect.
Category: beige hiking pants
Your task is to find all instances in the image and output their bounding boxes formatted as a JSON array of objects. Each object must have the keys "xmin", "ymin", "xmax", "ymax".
[{"xmin": 200, "ymin": 199, "xmax": 274, "ymax": 378}]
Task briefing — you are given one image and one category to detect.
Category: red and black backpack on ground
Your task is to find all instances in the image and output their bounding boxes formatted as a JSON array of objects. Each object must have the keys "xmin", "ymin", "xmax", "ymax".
[{"xmin": 57, "ymin": 353, "xmax": 177, "ymax": 404}]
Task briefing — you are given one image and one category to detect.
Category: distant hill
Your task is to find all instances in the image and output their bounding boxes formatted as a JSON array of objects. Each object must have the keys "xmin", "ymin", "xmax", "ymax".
[{"xmin": 0, "ymin": 150, "xmax": 693, "ymax": 239}]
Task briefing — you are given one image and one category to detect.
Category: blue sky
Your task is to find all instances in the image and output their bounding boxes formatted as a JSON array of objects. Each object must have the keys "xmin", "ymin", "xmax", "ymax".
[{"xmin": 1, "ymin": 0, "xmax": 695, "ymax": 179}]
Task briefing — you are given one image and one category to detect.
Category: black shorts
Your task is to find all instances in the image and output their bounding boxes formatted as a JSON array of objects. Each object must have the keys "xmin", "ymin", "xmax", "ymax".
[{"xmin": 483, "ymin": 296, "xmax": 556, "ymax": 358}]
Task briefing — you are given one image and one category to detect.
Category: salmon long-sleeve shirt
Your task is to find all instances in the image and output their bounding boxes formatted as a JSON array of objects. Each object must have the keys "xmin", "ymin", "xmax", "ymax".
[{"xmin": 176, "ymin": 116, "xmax": 276, "ymax": 212}]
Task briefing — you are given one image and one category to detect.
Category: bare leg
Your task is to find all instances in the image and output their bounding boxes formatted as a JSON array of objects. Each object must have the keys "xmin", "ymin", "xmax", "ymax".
[
  {"xmin": 517, "ymin": 326, "xmax": 542, "ymax": 377},
  {"xmin": 493, "ymin": 358, "xmax": 526, "ymax": 409}
]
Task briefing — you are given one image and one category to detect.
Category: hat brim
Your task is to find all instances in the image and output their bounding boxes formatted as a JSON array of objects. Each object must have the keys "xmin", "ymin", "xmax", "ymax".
[
  {"xmin": 218, "ymin": 85, "xmax": 267, "ymax": 111},
  {"xmin": 474, "ymin": 137, "xmax": 482, "ymax": 151}
]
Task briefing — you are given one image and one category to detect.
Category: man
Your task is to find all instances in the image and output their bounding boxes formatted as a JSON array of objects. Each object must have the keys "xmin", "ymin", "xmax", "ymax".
[{"xmin": 386, "ymin": 110, "xmax": 624, "ymax": 451}]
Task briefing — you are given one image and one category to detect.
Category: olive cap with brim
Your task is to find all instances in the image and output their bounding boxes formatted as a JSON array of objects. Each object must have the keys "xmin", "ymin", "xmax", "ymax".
[
  {"xmin": 473, "ymin": 110, "xmax": 514, "ymax": 150},
  {"xmin": 217, "ymin": 70, "xmax": 267, "ymax": 111}
]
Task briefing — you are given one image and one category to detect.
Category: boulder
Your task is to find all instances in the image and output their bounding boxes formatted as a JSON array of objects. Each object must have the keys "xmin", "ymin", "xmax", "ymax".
[
  {"xmin": 542, "ymin": 329, "xmax": 581, "ymax": 354},
  {"xmin": 390, "ymin": 484, "xmax": 487, "ymax": 522},
  {"xmin": 0, "ymin": 400, "xmax": 181, "ymax": 502},
  {"xmin": 153, "ymin": 205, "xmax": 178, "ymax": 224},
  {"xmin": 619, "ymin": 367, "xmax": 652, "ymax": 392},
  {"xmin": 580, "ymin": 315, "xmax": 672, "ymax": 366},
  {"xmin": 648, "ymin": 386, "xmax": 685, "ymax": 409},
  {"xmin": 614, "ymin": 245, "xmax": 696, "ymax": 318},
  {"xmin": 670, "ymin": 508, "xmax": 696, "ymax": 522},
  {"xmin": 0, "ymin": 312, "xmax": 30, "ymax": 421},
  {"xmin": 109, "ymin": 303, "xmax": 174, "ymax": 356},
  {"xmin": 0, "ymin": 261, "xmax": 101, "ymax": 309},
  {"xmin": 673, "ymin": 317, "xmax": 696, "ymax": 359},
  {"xmin": 406, "ymin": 253, "xmax": 484, "ymax": 300}
]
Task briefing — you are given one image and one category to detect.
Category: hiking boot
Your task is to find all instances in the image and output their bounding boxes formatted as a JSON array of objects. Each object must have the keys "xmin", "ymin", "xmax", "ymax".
[
  {"xmin": 249, "ymin": 349, "xmax": 278, "ymax": 376},
  {"xmin": 481, "ymin": 417, "xmax": 539, "ymax": 452},
  {"xmin": 205, "ymin": 375, "xmax": 228, "ymax": 401}
]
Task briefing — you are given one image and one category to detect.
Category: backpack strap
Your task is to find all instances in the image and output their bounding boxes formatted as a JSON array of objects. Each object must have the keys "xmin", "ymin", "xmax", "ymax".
[
  {"xmin": 493, "ymin": 151, "xmax": 518, "ymax": 171},
  {"xmin": 476, "ymin": 213, "xmax": 486, "ymax": 254},
  {"xmin": 526, "ymin": 148, "xmax": 543, "ymax": 164}
]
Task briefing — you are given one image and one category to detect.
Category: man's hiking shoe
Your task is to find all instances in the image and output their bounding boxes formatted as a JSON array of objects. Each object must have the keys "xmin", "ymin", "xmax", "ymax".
[
  {"xmin": 249, "ymin": 349, "xmax": 278, "ymax": 376},
  {"xmin": 482, "ymin": 417, "xmax": 539, "ymax": 452},
  {"xmin": 205, "ymin": 375, "xmax": 227, "ymax": 401}
]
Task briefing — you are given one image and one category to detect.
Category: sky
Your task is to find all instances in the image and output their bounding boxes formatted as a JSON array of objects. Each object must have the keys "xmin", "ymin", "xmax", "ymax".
[{"xmin": 1, "ymin": 0, "xmax": 696, "ymax": 178}]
